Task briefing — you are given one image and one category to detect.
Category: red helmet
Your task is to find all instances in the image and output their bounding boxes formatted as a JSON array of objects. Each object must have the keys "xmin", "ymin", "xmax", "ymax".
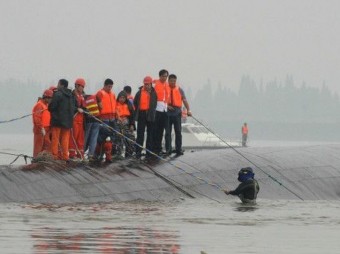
[
  {"xmin": 75, "ymin": 78, "xmax": 86, "ymax": 87},
  {"xmin": 143, "ymin": 76, "xmax": 153, "ymax": 84},
  {"xmin": 43, "ymin": 89, "xmax": 53, "ymax": 98}
]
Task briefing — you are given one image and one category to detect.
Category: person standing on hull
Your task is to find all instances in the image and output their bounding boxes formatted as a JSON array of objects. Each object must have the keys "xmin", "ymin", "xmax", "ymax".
[
  {"xmin": 95, "ymin": 78, "xmax": 117, "ymax": 162},
  {"xmin": 32, "ymin": 89, "xmax": 53, "ymax": 158},
  {"xmin": 224, "ymin": 167, "xmax": 260, "ymax": 204},
  {"xmin": 48, "ymin": 79, "xmax": 76, "ymax": 161},
  {"xmin": 165, "ymin": 74, "xmax": 192, "ymax": 156},
  {"xmin": 153, "ymin": 69, "xmax": 170, "ymax": 155},
  {"xmin": 242, "ymin": 122, "xmax": 248, "ymax": 147},
  {"xmin": 134, "ymin": 76, "xmax": 157, "ymax": 159},
  {"xmin": 84, "ymin": 93, "xmax": 101, "ymax": 162},
  {"xmin": 115, "ymin": 91, "xmax": 136, "ymax": 158},
  {"xmin": 123, "ymin": 85, "xmax": 134, "ymax": 107},
  {"xmin": 69, "ymin": 78, "xmax": 86, "ymax": 160}
]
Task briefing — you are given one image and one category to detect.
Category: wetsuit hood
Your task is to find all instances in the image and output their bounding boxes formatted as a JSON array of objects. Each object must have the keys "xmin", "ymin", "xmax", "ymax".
[{"xmin": 238, "ymin": 167, "xmax": 255, "ymax": 182}]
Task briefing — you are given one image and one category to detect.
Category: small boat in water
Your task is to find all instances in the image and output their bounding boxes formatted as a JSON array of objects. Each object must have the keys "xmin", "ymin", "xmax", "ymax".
[{"xmin": 180, "ymin": 120, "xmax": 241, "ymax": 149}]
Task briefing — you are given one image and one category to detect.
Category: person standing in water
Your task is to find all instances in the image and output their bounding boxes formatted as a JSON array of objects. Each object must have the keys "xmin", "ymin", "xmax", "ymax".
[{"xmin": 224, "ymin": 167, "xmax": 260, "ymax": 204}]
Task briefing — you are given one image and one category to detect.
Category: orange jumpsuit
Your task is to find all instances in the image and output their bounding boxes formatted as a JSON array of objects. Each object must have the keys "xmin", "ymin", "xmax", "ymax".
[
  {"xmin": 69, "ymin": 92, "xmax": 85, "ymax": 159},
  {"xmin": 32, "ymin": 99, "xmax": 51, "ymax": 157}
]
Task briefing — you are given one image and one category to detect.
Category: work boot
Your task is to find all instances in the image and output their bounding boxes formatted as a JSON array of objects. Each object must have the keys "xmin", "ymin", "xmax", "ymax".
[
  {"xmin": 88, "ymin": 155, "xmax": 96, "ymax": 163},
  {"xmin": 176, "ymin": 150, "xmax": 184, "ymax": 156}
]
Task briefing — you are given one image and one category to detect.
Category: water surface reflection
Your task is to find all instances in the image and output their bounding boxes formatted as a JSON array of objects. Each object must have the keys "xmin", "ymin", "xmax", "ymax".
[
  {"xmin": 1, "ymin": 199, "xmax": 340, "ymax": 254},
  {"xmin": 32, "ymin": 226, "xmax": 181, "ymax": 254}
]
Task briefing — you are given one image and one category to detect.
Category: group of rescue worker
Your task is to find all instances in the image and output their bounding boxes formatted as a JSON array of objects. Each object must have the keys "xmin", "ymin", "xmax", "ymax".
[
  {"xmin": 32, "ymin": 70, "xmax": 260, "ymax": 204},
  {"xmin": 32, "ymin": 69, "xmax": 192, "ymax": 163}
]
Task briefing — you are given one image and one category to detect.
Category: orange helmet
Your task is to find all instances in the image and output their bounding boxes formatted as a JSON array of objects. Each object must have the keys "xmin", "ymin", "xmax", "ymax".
[
  {"xmin": 43, "ymin": 89, "xmax": 53, "ymax": 98},
  {"xmin": 75, "ymin": 78, "xmax": 86, "ymax": 87},
  {"xmin": 143, "ymin": 76, "xmax": 153, "ymax": 84}
]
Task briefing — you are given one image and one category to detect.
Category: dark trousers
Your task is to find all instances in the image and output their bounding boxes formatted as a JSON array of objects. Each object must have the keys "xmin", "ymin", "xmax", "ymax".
[
  {"xmin": 242, "ymin": 134, "xmax": 248, "ymax": 147},
  {"xmin": 136, "ymin": 111, "xmax": 154, "ymax": 157},
  {"xmin": 165, "ymin": 113, "xmax": 182, "ymax": 153},
  {"xmin": 153, "ymin": 111, "xmax": 168, "ymax": 154},
  {"xmin": 116, "ymin": 122, "xmax": 135, "ymax": 157}
]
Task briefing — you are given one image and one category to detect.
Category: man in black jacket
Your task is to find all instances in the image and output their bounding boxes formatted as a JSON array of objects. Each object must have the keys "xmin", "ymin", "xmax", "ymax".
[
  {"xmin": 134, "ymin": 76, "xmax": 157, "ymax": 159},
  {"xmin": 48, "ymin": 79, "xmax": 76, "ymax": 161},
  {"xmin": 224, "ymin": 167, "xmax": 260, "ymax": 204}
]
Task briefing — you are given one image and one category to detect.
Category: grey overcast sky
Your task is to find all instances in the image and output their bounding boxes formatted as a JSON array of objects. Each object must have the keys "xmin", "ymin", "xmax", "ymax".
[{"xmin": 1, "ymin": 0, "xmax": 340, "ymax": 94}]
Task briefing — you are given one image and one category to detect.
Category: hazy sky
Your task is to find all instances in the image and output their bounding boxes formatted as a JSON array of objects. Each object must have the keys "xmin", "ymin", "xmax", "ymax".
[{"xmin": 1, "ymin": 0, "xmax": 340, "ymax": 94}]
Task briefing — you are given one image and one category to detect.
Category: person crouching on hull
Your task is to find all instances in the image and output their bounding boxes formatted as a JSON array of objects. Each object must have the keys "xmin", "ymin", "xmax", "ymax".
[{"xmin": 224, "ymin": 167, "xmax": 260, "ymax": 204}]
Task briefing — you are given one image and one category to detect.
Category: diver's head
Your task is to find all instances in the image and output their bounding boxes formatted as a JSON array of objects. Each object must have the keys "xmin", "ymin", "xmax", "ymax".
[{"xmin": 238, "ymin": 167, "xmax": 255, "ymax": 182}]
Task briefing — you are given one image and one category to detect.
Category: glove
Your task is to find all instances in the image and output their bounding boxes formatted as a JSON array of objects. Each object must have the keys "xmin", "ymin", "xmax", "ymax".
[
  {"xmin": 41, "ymin": 128, "xmax": 46, "ymax": 136},
  {"xmin": 78, "ymin": 108, "xmax": 84, "ymax": 113}
]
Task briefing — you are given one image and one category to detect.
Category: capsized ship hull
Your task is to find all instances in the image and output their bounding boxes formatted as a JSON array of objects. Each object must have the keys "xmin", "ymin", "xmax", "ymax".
[{"xmin": 0, "ymin": 144, "xmax": 340, "ymax": 203}]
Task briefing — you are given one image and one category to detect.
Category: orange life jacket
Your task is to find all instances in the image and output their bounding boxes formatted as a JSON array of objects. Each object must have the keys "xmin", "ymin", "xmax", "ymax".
[
  {"xmin": 168, "ymin": 86, "xmax": 182, "ymax": 107},
  {"xmin": 154, "ymin": 80, "xmax": 169, "ymax": 102},
  {"xmin": 139, "ymin": 88, "xmax": 150, "ymax": 110},
  {"xmin": 85, "ymin": 95, "xmax": 100, "ymax": 116},
  {"xmin": 32, "ymin": 99, "xmax": 51, "ymax": 128},
  {"xmin": 97, "ymin": 89, "xmax": 116, "ymax": 119},
  {"xmin": 116, "ymin": 102, "xmax": 131, "ymax": 118},
  {"xmin": 242, "ymin": 126, "xmax": 248, "ymax": 134}
]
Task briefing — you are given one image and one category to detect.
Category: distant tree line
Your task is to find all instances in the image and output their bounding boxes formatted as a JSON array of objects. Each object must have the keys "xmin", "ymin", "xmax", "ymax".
[
  {"xmin": 187, "ymin": 76, "xmax": 340, "ymax": 141},
  {"xmin": 189, "ymin": 75, "xmax": 340, "ymax": 124}
]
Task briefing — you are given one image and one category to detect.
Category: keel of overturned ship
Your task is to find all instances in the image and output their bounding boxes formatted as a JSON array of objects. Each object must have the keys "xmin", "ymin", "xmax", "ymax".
[{"xmin": 1, "ymin": 144, "xmax": 340, "ymax": 203}]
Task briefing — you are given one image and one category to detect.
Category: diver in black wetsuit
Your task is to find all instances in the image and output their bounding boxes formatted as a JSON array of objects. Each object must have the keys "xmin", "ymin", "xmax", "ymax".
[{"xmin": 224, "ymin": 167, "xmax": 260, "ymax": 204}]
